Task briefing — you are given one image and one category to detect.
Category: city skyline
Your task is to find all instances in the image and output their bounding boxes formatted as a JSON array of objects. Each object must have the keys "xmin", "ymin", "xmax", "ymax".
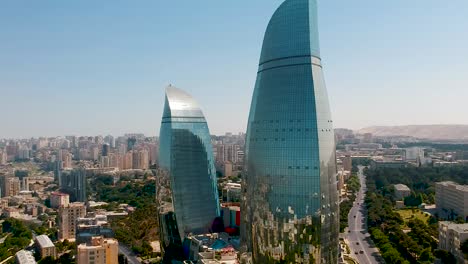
[{"xmin": 2, "ymin": 1, "xmax": 468, "ymax": 138}]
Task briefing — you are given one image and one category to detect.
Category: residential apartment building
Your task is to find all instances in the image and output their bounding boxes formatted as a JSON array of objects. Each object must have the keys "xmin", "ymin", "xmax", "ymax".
[
  {"xmin": 436, "ymin": 181, "xmax": 468, "ymax": 220},
  {"xmin": 50, "ymin": 192, "xmax": 70, "ymax": 209},
  {"xmin": 77, "ymin": 236, "xmax": 118, "ymax": 264},
  {"xmin": 34, "ymin": 235, "xmax": 56, "ymax": 259},
  {"xmin": 4, "ymin": 177, "xmax": 20, "ymax": 197},
  {"xmin": 439, "ymin": 221, "xmax": 468, "ymax": 264},
  {"xmin": 15, "ymin": 250, "xmax": 37, "ymax": 264},
  {"xmin": 58, "ymin": 202, "xmax": 86, "ymax": 240}
]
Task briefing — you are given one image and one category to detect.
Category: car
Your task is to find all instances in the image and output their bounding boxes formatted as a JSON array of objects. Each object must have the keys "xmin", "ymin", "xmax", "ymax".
[
  {"xmin": 359, "ymin": 250, "xmax": 364, "ymax": 254},
  {"xmin": 356, "ymin": 242, "xmax": 359, "ymax": 245},
  {"xmin": 355, "ymin": 252, "xmax": 359, "ymax": 254},
  {"xmin": 354, "ymin": 215, "xmax": 356, "ymax": 218}
]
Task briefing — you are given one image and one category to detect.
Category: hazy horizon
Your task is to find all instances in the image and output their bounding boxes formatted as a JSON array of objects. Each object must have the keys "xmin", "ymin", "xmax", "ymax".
[{"xmin": 2, "ymin": 0, "xmax": 468, "ymax": 138}]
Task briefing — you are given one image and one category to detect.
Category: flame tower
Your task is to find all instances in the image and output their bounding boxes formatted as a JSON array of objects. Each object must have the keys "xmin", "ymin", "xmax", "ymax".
[{"xmin": 241, "ymin": 0, "xmax": 339, "ymax": 263}]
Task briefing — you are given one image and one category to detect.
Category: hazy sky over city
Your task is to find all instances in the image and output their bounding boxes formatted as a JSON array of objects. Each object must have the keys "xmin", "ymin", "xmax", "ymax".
[{"xmin": 1, "ymin": 0, "xmax": 468, "ymax": 138}]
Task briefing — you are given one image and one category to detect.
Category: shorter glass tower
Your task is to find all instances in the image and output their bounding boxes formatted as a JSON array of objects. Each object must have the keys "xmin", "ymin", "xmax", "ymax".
[{"xmin": 157, "ymin": 85, "xmax": 220, "ymax": 256}]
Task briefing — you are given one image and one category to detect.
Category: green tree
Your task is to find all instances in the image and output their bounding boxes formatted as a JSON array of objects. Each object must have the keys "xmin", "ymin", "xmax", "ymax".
[
  {"xmin": 419, "ymin": 248, "xmax": 434, "ymax": 262},
  {"xmin": 434, "ymin": 249, "xmax": 456, "ymax": 264},
  {"xmin": 38, "ymin": 256, "xmax": 55, "ymax": 264},
  {"xmin": 461, "ymin": 239, "xmax": 468, "ymax": 257}
]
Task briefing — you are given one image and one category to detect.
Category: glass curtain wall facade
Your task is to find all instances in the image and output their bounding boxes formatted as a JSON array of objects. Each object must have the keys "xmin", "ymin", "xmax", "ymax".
[
  {"xmin": 240, "ymin": 0, "xmax": 339, "ymax": 263},
  {"xmin": 157, "ymin": 86, "xmax": 220, "ymax": 255}
]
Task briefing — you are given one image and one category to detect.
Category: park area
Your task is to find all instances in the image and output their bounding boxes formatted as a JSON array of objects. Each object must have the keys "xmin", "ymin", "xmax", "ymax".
[{"xmin": 396, "ymin": 208, "xmax": 431, "ymax": 227}]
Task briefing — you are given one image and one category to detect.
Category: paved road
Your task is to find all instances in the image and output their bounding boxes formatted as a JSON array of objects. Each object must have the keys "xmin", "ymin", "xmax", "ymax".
[
  {"xmin": 119, "ymin": 244, "xmax": 141, "ymax": 264},
  {"xmin": 346, "ymin": 166, "xmax": 384, "ymax": 264}
]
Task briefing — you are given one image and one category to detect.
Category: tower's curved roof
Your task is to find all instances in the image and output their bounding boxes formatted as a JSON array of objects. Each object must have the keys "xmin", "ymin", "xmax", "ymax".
[
  {"xmin": 163, "ymin": 85, "xmax": 204, "ymax": 119},
  {"xmin": 259, "ymin": 0, "xmax": 320, "ymax": 64}
]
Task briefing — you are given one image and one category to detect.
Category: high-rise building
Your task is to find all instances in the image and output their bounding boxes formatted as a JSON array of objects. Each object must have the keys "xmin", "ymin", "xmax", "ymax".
[
  {"xmin": 146, "ymin": 143, "xmax": 159, "ymax": 165},
  {"xmin": 59, "ymin": 168, "xmax": 87, "ymax": 202},
  {"xmin": 109, "ymin": 153, "xmax": 121, "ymax": 169},
  {"xmin": 0, "ymin": 150, "xmax": 7, "ymax": 165},
  {"xmin": 50, "ymin": 192, "xmax": 70, "ymax": 209},
  {"xmin": 78, "ymin": 148, "xmax": 89, "ymax": 160},
  {"xmin": 122, "ymin": 151, "xmax": 133, "ymax": 170},
  {"xmin": 4, "ymin": 177, "xmax": 21, "ymax": 197},
  {"xmin": 157, "ymin": 86, "xmax": 220, "ymax": 256},
  {"xmin": 17, "ymin": 145, "xmax": 30, "ymax": 160},
  {"xmin": 132, "ymin": 149, "xmax": 149, "ymax": 170},
  {"xmin": 58, "ymin": 202, "xmax": 86, "ymax": 240},
  {"xmin": 215, "ymin": 145, "xmax": 225, "ymax": 163},
  {"xmin": 104, "ymin": 135, "xmax": 115, "ymax": 148},
  {"xmin": 63, "ymin": 153, "xmax": 72, "ymax": 168},
  {"xmin": 102, "ymin": 144, "xmax": 109, "ymax": 157},
  {"xmin": 77, "ymin": 236, "xmax": 119, "ymax": 264},
  {"xmin": 241, "ymin": 0, "xmax": 339, "ymax": 263},
  {"xmin": 90, "ymin": 146, "xmax": 99, "ymax": 161},
  {"xmin": 127, "ymin": 137, "xmax": 137, "ymax": 151},
  {"xmin": 100, "ymin": 156, "xmax": 110, "ymax": 168},
  {"xmin": 0, "ymin": 174, "xmax": 8, "ymax": 198},
  {"xmin": 342, "ymin": 155, "xmax": 352, "ymax": 172}
]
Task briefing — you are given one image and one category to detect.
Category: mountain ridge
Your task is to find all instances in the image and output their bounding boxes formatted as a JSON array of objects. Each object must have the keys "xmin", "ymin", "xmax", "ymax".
[{"xmin": 356, "ymin": 125, "xmax": 468, "ymax": 141}]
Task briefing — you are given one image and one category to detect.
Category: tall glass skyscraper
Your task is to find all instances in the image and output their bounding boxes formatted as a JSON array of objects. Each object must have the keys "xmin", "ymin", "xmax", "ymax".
[
  {"xmin": 240, "ymin": 0, "xmax": 339, "ymax": 263},
  {"xmin": 157, "ymin": 86, "xmax": 220, "ymax": 254}
]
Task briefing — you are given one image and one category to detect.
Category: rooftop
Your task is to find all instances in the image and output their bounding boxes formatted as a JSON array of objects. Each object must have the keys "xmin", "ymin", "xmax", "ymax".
[
  {"xmin": 15, "ymin": 250, "xmax": 37, "ymax": 264},
  {"xmin": 35, "ymin": 235, "xmax": 54, "ymax": 248},
  {"xmin": 51, "ymin": 192, "xmax": 69, "ymax": 197},
  {"xmin": 164, "ymin": 85, "xmax": 204, "ymax": 119},
  {"xmin": 440, "ymin": 221, "xmax": 468, "ymax": 234},
  {"xmin": 394, "ymin": 184, "xmax": 411, "ymax": 191},
  {"xmin": 436, "ymin": 181, "xmax": 468, "ymax": 192}
]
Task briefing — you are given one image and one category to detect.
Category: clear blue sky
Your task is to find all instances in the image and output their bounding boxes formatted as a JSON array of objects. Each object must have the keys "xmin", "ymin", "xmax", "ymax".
[{"xmin": 1, "ymin": 0, "xmax": 468, "ymax": 138}]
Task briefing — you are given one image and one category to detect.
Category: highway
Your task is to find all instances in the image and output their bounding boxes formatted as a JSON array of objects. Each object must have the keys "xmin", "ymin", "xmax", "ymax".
[{"xmin": 346, "ymin": 166, "xmax": 384, "ymax": 264}]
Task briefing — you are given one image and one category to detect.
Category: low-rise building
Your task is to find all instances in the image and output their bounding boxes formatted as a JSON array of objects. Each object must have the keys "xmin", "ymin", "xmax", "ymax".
[
  {"xmin": 77, "ymin": 236, "xmax": 119, "ymax": 264},
  {"xmin": 394, "ymin": 184, "xmax": 411, "ymax": 200},
  {"xmin": 222, "ymin": 183, "xmax": 241, "ymax": 203},
  {"xmin": 186, "ymin": 233, "xmax": 239, "ymax": 263},
  {"xmin": 436, "ymin": 181, "xmax": 468, "ymax": 220},
  {"xmin": 15, "ymin": 250, "xmax": 37, "ymax": 264},
  {"xmin": 35, "ymin": 235, "xmax": 56, "ymax": 259},
  {"xmin": 76, "ymin": 214, "xmax": 113, "ymax": 245},
  {"xmin": 438, "ymin": 221, "xmax": 468, "ymax": 264},
  {"xmin": 370, "ymin": 157, "xmax": 407, "ymax": 169}
]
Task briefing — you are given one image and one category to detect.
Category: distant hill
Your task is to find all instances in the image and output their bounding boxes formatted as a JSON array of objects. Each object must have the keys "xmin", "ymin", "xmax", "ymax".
[{"xmin": 357, "ymin": 125, "xmax": 468, "ymax": 141}]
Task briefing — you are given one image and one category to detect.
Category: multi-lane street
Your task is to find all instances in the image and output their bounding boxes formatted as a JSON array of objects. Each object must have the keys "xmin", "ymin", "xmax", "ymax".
[
  {"xmin": 346, "ymin": 166, "xmax": 384, "ymax": 264},
  {"xmin": 119, "ymin": 244, "xmax": 141, "ymax": 264}
]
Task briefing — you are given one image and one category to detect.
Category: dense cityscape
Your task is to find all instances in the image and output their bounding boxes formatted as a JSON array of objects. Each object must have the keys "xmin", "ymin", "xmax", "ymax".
[{"xmin": 2, "ymin": 0, "xmax": 468, "ymax": 264}]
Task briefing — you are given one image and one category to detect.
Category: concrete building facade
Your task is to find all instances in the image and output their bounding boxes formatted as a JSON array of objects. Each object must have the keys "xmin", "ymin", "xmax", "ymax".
[
  {"xmin": 50, "ymin": 192, "xmax": 70, "ymax": 209},
  {"xmin": 77, "ymin": 236, "xmax": 119, "ymax": 264},
  {"xmin": 394, "ymin": 184, "xmax": 411, "ymax": 200},
  {"xmin": 439, "ymin": 221, "xmax": 468, "ymax": 264},
  {"xmin": 58, "ymin": 202, "xmax": 86, "ymax": 240},
  {"xmin": 34, "ymin": 235, "xmax": 57, "ymax": 259},
  {"xmin": 436, "ymin": 181, "xmax": 468, "ymax": 220}
]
